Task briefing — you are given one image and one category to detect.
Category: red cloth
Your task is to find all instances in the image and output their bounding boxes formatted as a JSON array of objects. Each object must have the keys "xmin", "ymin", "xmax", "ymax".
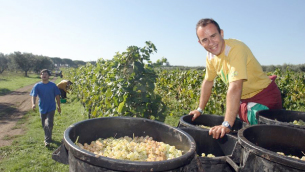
[{"xmin": 239, "ymin": 75, "xmax": 283, "ymax": 123}]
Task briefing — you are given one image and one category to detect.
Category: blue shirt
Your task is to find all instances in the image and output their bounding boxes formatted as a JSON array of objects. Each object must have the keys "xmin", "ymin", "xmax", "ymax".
[{"xmin": 30, "ymin": 81, "xmax": 61, "ymax": 114}]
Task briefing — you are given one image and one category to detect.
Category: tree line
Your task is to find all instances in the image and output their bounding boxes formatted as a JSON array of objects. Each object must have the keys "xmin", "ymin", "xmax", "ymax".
[
  {"xmin": 0, "ymin": 52, "xmax": 95, "ymax": 76},
  {"xmin": 159, "ymin": 64, "xmax": 305, "ymax": 73},
  {"xmin": 261, "ymin": 64, "xmax": 305, "ymax": 72},
  {"xmin": 1, "ymin": 51, "xmax": 304, "ymax": 77}
]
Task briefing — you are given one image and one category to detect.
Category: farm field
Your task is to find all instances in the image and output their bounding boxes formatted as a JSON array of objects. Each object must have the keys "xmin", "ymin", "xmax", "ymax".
[
  {"xmin": 0, "ymin": 62, "xmax": 305, "ymax": 171},
  {"xmin": 0, "ymin": 93, "xmax": 86, "ymax": 171},
  {"xmin": 64, "ymin": 43, "xmax": 305, "ymax": 122},
  {"xmin": 0, "ymin": 72, "xmax": 42, "ymax": 96}
]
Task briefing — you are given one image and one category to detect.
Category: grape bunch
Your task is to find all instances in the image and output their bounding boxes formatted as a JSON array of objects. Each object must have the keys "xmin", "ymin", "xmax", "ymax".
[
  {"xmin": 201, "ymin": 153, "xmax": 215, "ymax": 157},
  {"xmin": 291, "ymin": 119, "xmax": 305, "ymax": 126},
  {"xmin": 277, "ymin": 152, "xmax": 305, "ymax": 161},
  {"xmin": 76, "ymin": 135, "xmax": 183, "ymax": 161}
]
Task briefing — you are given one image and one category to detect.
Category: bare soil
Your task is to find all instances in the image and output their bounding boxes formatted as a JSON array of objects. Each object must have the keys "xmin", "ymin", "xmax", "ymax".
[{"xmin": 0, "ymin": 78, "xmax": 57, "ymax": 147}]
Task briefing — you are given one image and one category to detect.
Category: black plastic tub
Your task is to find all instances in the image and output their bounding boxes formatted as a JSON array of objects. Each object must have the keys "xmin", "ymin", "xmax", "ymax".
[
  {"xmin": 237, "ymin": 124, "xmax": 305, "ymax": 171},
  {"xmin": 178, "ymin": 114, "xmax": 248, "ymax": 136},
  {"xmin": 257, "ymin": 109, "xmax": 305, "ymax": 130},
  {"xmin": 179, "ymin": 127, "xmax": 241, "ymax": 172},
  {"xmin": 54, "ymin": 117, "xmax": 197, "ymax": 172}
]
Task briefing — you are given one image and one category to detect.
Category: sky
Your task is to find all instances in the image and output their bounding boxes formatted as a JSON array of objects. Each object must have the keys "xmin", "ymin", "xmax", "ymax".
[{"xmin": 0, "ymin": 0, "xmax": 304, "ymax": 67}]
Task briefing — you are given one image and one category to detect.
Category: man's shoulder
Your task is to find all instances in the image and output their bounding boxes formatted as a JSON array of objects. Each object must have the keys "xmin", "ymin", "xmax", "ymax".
[
  {"xmin": 226, "ymin": 39, "xmax": 246, "ymax": 47},
  {"xmin": 225, "ymin": 39, "xmax": 251, "ymax": 53},
  {"xmin": 48, "ymin": 81, "xmax": 57, "ymax": 86},
  {"xmin": 33, "ymin": 82, "xmax": 42, "ymax": 87}
]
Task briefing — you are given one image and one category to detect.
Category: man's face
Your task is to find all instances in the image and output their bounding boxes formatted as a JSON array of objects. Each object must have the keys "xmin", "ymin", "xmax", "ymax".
[
  {"xmin": 41, "ymin": 72, "xmax": 49, "ymax": 81},
  {"xmin": 197, "ymin": 23, "xmax": 225, "ymax": 56}
]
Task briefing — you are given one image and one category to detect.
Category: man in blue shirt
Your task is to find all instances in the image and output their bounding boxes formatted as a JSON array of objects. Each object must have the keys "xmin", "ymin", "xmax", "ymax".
[{"xmin": 30, "ymin": 69, "xmax": 61, "ymax": 147}]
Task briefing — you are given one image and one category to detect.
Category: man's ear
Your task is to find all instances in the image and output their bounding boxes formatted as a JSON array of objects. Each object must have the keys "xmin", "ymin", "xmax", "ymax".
[
  {"xmin": 198, "ymin": 40, "xmax": 202, "ymax": 45},
  {"xmin": 221, "ymin": 29, "xmax": 224, "ymax": 38}
]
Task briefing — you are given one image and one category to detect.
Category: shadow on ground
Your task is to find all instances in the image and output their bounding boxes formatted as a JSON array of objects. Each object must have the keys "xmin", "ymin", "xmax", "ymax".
[
  {"xmin": 0, "ymin": 88, "xmax": 11, "ymax": 96},
  {"xmin": 0, "ymin": 103, "xmax": 19, "ymax": 119}
]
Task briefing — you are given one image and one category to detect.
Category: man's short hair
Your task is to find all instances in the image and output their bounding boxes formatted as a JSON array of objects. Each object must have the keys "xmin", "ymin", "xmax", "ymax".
[
  {"xmin": 41, "ymin": 69, "xmax": 51, "ymax": 76},
  {"xmin": 196, "ymin": 18, "xmax": 221, "ymax": 39}
]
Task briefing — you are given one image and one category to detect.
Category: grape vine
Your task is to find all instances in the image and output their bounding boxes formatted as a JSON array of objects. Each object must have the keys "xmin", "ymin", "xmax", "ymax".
[{"xmin": 63, "ymin": 43, "xmax": 305, "ymax": 120}]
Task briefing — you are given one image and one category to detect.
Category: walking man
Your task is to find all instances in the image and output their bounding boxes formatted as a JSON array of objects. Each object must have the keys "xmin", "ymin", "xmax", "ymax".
[{"xmin": 30, "ymin": 69, "xmax": 61, "ymax": 147}]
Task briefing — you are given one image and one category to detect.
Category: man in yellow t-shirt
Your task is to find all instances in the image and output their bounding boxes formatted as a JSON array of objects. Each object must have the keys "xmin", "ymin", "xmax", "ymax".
[
  {"xmin": 57, "ymin": 80, "xmax": 73, "ymax": 99},
  {"xmin": 189, "ymin": 18, "xmax": 282, "ymax": 139}
]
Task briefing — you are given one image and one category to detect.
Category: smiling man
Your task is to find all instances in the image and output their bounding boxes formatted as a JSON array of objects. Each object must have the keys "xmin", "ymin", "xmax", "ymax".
[{"xmin": 189, "ymin": 18, "xmax": 282, "ymax": 139}]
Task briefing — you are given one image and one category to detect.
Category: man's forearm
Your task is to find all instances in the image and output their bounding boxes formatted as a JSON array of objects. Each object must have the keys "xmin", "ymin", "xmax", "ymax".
[
  {"xmin": 224, "ymin": 80, "xmax": 243, "ymax": 127},
  {"xmin": 55, "ymin": 95, "xmax": 61, "ymax": 107},
  {"xmin": 32, "ymin": 96, "xmax": 36, "ymax": 105}
]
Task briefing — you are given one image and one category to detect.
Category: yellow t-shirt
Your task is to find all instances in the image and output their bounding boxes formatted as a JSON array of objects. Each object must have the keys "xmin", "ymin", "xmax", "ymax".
[
  {"xmin": 57, "ymin": 80, "xmax": 70, "ymax": 93},
  {"xmin": 205, "ymin": 39, "xmax": 271, "ymax": 99}
]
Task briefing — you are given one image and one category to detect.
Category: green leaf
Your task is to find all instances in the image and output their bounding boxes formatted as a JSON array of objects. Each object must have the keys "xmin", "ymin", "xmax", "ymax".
[
  {"xmin": 105, "ymin": 88, "xmax": 112, "ymax": 98},
  {"xmin": 133, "ymin": 61, "xmax": 144, "ymax": 72},
  {"xmin": 118, "ymin": 101, "xmax": 125, "ymax": 113}
]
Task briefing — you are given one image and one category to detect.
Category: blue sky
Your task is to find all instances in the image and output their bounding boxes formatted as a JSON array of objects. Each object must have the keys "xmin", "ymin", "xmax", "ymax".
[{"xmin": 0, "ymin": 0, "xmax": 304, "ymax": 67}]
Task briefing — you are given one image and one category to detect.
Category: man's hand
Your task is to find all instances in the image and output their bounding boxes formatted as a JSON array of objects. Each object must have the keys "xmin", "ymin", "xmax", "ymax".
[
  {"xmin": 57, "ymin": 107, "xmax": 61, "ymax": 113},
  {"xmin": 189, "ymin": 110, "xmax": 201, "ymax": 121},
  {"xmin": 209, "ymin": 125, "xmax": 231, "ymax": 139},
  {"xmin": 32, "ymin": 104, "xmax": 36, "ymax": 111}
]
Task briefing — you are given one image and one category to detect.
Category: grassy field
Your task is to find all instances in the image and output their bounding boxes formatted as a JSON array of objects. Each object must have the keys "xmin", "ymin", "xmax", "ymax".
[
  {"xmin": 0, "ymin": 73, "xmax": 83, "ymax": 171},
  {"xmin": 0, "ymin": 72, "xmax": 49, "ymax": 96},
  {"xmin": 0, "ymin": 95, "xmax": 87, "ymax": 172}
]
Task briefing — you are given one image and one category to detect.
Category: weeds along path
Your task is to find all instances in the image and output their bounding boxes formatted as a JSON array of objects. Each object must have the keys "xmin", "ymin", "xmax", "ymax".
[{"xmin": 0, "ymin": 77, "xmax": 57, "ymax": 147}]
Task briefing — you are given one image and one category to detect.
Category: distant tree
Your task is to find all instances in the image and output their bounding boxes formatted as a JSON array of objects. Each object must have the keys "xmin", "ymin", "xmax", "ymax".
[
  {"xmin": 299, "ymin": 64, "xmax": 305, "ymax": 72},
  {"xmin": 7, "ymin": 53, "xmax": 18, "ymax": 72},
  {"xmin": 32, "ymin": 55, "xmax": 54, "ymax": 74},
  {"xmin": 73, "ymin": 60, "xmax": 86, "ymax": 67},
  {"xmin": 153, "ymin": 57, "xmax": 168, "ymax": 67},
  {"xmin": 88, "ymin": 61, "xmax": 97, "ymax": 65},
  {"xmin": 0, "ymin": 53, "xmax": 8, "ymax": 74},
  {"xmin": 281, "ymin": 63, "xmax": 295, "ymax": 71},
  {"xmin": 50, "ymin": 57, "xmax": 63, "ymax": 67},
  {"xmin": 266, "ymin": 65, "xmax": 276, "ymax": 72},
  {"xmin": 11, "ymin": 52, "xmax": 35, "ymax": 76},
  {"xmin": 62, "ymin": 58, "xmax": 74, "ymax": 67}
]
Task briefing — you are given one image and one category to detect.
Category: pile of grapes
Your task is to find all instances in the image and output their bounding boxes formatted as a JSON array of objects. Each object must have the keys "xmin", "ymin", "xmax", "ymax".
[
  {"xmin": 76, "ymin": 135, "xmax": 183, "ymax": 161},
  {"xmin": 277, "ymin": 152, "xmax": 305, "ymax": 161},
  {"xmin": 290, "ymin": 119, "xmax": 305, "ymax": 126}
]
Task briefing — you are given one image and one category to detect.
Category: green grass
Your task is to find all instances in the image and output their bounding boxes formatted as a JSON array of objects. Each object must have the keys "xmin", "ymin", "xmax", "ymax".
[
  {"xmin": 164, "ymin": 115, "xmax": 181, "ymax": 127},
  {"xmin": 0, "ymin": 72, "xmax": 42, "ymax": 96},
  {"xmin": 0, "ymin": 95, "xmax": 87, "ymax": 172},
  {"xmin": 0, "ymin": 71, "xmax": 59, "ymax": 96}
]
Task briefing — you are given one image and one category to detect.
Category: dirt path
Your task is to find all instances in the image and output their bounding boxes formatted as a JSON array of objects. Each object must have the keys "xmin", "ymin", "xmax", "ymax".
[{"xmin": 0, "ymin": 78, "xmax": 57, "ymax": 147}]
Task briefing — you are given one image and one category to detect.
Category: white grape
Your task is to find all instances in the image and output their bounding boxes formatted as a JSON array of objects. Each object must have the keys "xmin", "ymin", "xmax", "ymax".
[{"xmin": 76, "ymin": 135, "xmax": 183, "ymax": 161}]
